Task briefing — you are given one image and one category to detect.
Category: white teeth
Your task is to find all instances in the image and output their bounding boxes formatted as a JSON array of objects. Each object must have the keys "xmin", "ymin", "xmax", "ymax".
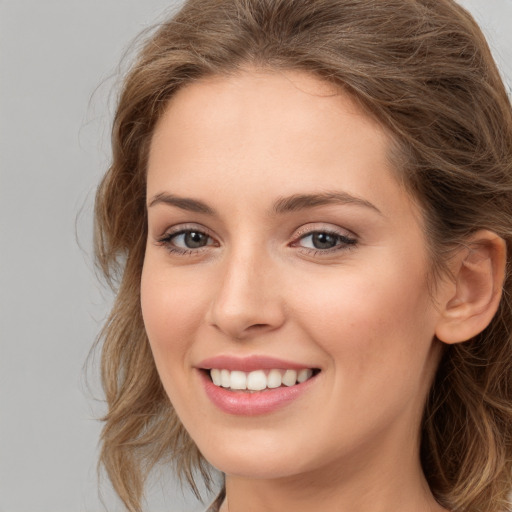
[
  {"xmin": 267, "ymin": 369, "xmax": 282, "ymax": 388},
  {"xmin": 230, "ymin": 370, "xmax": 247, "ymax": 390},
  {"xmin": 221, "ymin": 369, "xmax": 231, "ymax": 388},
  {"xmin": 247, "ymin": 370, "xmax": 267, "ymax": 391},
  {"xmin": 209, "ymin": 368, "xmax": 315, "ymax": 390},
  {"xmin": 282, "ymin": 369, "xmax": 297, "ymax": 387},
  {"xmin": 211, "ymin": 368, "xmax": 221, "ymax": 386},
  {"xmin": 297, "ymin": 368, "xmax": 313, "ymax": 383}
]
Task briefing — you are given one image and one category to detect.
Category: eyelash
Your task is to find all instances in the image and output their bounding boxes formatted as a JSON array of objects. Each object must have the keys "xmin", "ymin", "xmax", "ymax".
[
  {"xmin": 156, "ymin": 227, "xmax": 217, "ymax": 256},
  {"xmin": 156, "ymin": 226, "xmax": 357, "ymax": 257},
  {"xmin": 291, "ymin": 229, "xmax": 357, "ymax": 255}
]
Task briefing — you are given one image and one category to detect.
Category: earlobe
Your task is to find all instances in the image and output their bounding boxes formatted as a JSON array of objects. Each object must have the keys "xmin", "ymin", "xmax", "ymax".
[{"xmin": 435, "ymin": 230, "xmax": 507, "ymax": 344}]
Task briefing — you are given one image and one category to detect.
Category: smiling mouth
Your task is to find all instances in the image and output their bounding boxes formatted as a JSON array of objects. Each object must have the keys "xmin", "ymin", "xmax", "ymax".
[{"xmin": 206, "ymin": 368, "xmax": 320, "ymax": 392}]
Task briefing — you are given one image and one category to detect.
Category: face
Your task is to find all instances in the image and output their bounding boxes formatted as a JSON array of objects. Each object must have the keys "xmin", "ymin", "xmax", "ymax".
[{"xmin": 141, "ymin": 70, "xmax": 446, "ymax": 482}]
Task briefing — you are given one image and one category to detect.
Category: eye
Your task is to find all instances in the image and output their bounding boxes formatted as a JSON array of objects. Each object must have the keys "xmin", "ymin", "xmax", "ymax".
[
  {"xmin": 157, "ymin": 227, "xmax": 216, "ymax": 254},
  {"xmin": 172, "ymin": 230, "xmax": 211, "ymax": 249},
  {"xmin": 293, "ymin": 229, "xmax": 357, "ymax": 253},
  {"xmin": 301, "ymin": 232, "xmax": 342, "ymax": 250}
]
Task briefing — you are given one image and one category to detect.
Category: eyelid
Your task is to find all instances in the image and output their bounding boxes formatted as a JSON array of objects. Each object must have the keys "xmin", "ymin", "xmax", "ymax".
[
  {"xmin": 156, "ymin": 223, "xmax": 215, "ymax": 240},
  {"xmin": 153, "ymin": 222, "xmax": 357, "ymax": 256},
  {"xmin": 155, "ymin": 223, "xmax": 220, "ymax": 255},
  {"xmin": 289, "ymin": 223, "xmax": 358, "ymax": 253},
  {"xmin": 291, "ymin": 223, "xmax": 357, "ymax": 241}
]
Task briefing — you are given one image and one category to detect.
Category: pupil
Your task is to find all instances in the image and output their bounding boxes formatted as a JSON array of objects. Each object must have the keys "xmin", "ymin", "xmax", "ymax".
[
  {"xmin": 313, "ymin": 232, "xmax": 337, "ymax": 249},
  {"xmin": 185, "ymin": 231, "xmax": 207, "ymax": 248}
]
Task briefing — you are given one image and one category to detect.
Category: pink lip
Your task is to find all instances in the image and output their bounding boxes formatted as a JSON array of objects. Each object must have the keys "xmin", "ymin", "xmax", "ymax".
[
  {"xmin": 196, "ymin": 356, "xmax": 319, "ymax": 416},
  {"xmin": 199, "ymin": 372, "xmax": 317, "ymax": 416},
  {"xmin": 197, "ymin": 354, "xmax": 314, "ymax": 372}
]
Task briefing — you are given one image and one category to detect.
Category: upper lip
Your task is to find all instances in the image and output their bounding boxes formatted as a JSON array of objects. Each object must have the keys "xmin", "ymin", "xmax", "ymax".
[{"xmin": 196, "ymin": 355, "xmax": 317, "ymax": 372}]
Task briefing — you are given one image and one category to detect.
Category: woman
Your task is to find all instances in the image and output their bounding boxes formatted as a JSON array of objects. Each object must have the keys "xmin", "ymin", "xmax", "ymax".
[{"xmin": 94, "ymin": 1, "xmax": 512, "ymax": 511}]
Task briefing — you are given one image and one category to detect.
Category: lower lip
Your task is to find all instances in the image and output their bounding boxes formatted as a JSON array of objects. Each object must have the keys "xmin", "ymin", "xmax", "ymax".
[{"xmin": 199, "ymin": 370, "xmax": 317, "ymax": 416}]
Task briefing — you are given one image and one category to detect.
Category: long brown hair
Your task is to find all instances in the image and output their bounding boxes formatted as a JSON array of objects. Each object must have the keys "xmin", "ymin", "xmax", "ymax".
[{"xmin": 94, "ymin": 1, "xmax": 512, "ymax": 510}]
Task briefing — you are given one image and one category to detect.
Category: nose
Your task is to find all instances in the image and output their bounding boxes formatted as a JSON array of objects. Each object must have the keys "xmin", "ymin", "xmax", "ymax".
[{"xmin": 206, "ymin": 246, "xmax": 286, "ymax": 340}]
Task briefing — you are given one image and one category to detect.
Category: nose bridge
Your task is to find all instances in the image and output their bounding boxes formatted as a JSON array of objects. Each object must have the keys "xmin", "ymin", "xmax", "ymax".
[{"xmin": 208, "ymin": 239, "xmax": 284, "ymax": 339}]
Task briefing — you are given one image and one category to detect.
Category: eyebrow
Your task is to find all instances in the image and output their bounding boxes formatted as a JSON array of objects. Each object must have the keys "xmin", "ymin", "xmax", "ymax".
[
  {"xmin": 272, "ymin": 192, "xmax": 382, "ymax": 216},
  {"xmin": 148, "ymin": 192, "xmax": 216, "ymax": 215},
  {"xmin": 148, "ymin": 191, "xmax": 382, "ymax": 216}
]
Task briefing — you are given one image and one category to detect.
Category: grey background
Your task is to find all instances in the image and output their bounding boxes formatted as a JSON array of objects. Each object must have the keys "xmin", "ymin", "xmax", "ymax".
[{"xmin": 1, "ymin": 1, "xmax": 511, "ymax": 511}]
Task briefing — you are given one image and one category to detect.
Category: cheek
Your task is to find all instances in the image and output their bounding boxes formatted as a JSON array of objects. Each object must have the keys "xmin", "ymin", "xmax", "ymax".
[
  {"xmin": 140, "ymin": 258, "xmax": 206, "ymax": 370},
  {"xmin": 290, "ymin": 262, "xmax": 438, "ymax": 382},
  {"xmin": 140, "ymin": 257, "xmax": 213, "ymax": 420},
  {"xmin": 299, "ymin": 277, "xmax": 438, "ymax": 439}
]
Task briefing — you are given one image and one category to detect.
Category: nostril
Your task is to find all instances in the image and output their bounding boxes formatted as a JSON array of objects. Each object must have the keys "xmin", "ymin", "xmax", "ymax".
[{"xmin": 230, "ymin": 322, "xmax": 277, "ymax": 340}]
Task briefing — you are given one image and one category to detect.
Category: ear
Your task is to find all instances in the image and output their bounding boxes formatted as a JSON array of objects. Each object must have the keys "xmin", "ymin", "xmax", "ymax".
[{"xmin": 435, "ymin": 230, "xmax": 507, "ymax": 344}]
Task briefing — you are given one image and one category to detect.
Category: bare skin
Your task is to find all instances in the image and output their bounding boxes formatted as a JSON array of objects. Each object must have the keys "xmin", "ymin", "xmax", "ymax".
[{"xmin": 142, "ymin": 69, "xmax": 503, "ymax": 512}]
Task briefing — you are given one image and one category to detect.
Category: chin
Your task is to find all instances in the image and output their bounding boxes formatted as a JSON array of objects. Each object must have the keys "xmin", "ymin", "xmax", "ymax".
[
  {"xmin": 194, "ymin": 430, "xmax": 321, "ymax": 480},
  {"xmin": 209, "ymin": 455, "xmax": 300, "ymax": 480}
]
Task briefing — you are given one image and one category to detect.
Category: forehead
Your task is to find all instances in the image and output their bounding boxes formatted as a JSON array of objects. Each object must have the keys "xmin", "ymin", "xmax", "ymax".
[
  {"xmin": 151, "ymin": 69, "xmax": 385, "ymax": 149},
  {"xmin": 147, "ymin": 69, "xmax": 418, "ymax": 224}
]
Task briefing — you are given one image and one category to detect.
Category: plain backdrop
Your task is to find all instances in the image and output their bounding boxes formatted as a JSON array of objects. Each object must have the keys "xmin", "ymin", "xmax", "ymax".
[{"xmin": 1, "ymin": 1, "xmax": 511, "ymax": 511}]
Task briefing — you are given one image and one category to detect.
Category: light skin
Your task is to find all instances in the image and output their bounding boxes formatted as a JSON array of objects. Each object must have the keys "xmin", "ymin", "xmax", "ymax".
[{"xmin": 141, "ymin": 69, "xmax": 505, "ymax": 512}]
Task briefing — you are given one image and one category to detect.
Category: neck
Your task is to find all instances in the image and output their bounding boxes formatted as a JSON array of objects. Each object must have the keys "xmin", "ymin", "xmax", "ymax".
[
  {"xmin": 223, "ymin": 473, "xmax": 446, "ymax": 512},
  {"xmin": 222, "ymin": 437, "xmax": 448, "ymax": 512}
]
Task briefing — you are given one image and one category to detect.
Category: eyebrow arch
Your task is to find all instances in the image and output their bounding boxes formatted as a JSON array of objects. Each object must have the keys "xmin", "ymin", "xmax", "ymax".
[
  {"xmin": 148, "ymin": 192, "xmax": 216, "ymax": 215},
  {"xmin": 148, "ymin": 191, "xmax": 381, "ymax": 217},
  {"xmin": 272, "ymin": 192, "xmax": 382, "ymax": 216}
]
